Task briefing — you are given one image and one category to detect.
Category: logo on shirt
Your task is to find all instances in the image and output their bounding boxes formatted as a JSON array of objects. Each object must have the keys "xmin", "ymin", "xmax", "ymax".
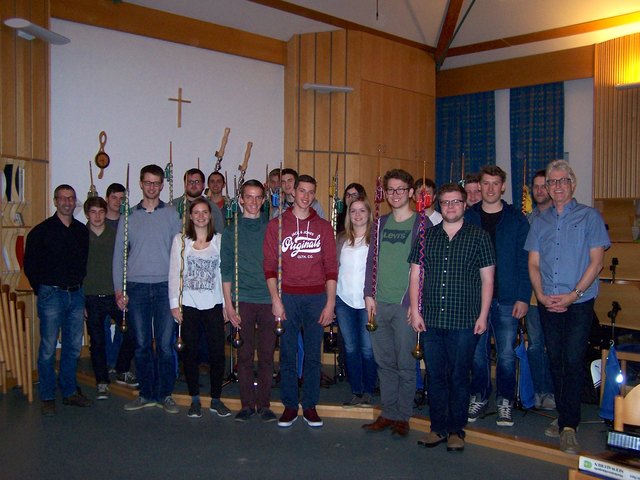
[
  {"xmin": 381, "ymin": 229, "xmax": 411, "ymax": 245},
  {"xmin": 282, "ymin": 229, "xmax": 321, "ymax": 258},
  {"xmin": 185, "ymin": 257, "xmax": 218, "ymax": 291}
]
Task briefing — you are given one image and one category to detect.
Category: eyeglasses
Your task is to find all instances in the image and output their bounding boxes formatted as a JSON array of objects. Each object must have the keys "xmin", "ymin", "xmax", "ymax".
[
  {"xmin": 142, "ymin": 181, "xmax": 162, "ymax": 188},
  {"xmin": 386, "ymin": 187, "xmax": 410, "ymax": 196},
  {"xmin": 187, "ymin": 180, "xmax": 202, "ymax": 186},
  {"xmin": 440, "ymin": 199, "xmax": 464, "ymax": 207},
  {"xmin": 345, "ymin": 192, "xmax": 360, "ymax": 199},
  {"xmin": 546, "ymin": 178, "xmax": 572, "ymax": 187}
]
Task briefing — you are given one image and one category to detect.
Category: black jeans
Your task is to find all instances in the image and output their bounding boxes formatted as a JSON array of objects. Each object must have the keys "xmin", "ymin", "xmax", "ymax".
[
  {"xmin": 182, "ymin": 304, "xmax": 225, "ymax": 398},
  {"xmin": 539, "ymin": 299, "xmax": 594, "ymax": 430},
  {"xmin": 85, "ymin": 294, "xmax": 136, "ymax": 384}
]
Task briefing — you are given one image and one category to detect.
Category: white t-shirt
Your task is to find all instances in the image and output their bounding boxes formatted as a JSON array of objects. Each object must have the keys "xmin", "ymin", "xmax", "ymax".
[
  {"xmin": 337, "ymin": 236, "xmax": 369, "ymax": 309},
  {"xmin": 168, "ymin": 233, "xmax": 223, "ymax": 310}
]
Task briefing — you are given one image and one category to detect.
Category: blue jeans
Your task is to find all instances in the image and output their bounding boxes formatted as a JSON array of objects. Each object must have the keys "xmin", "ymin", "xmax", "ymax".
[
  {"xmin": 424, "ymin": 327, "xmax": 478, "ymax": 436},
  {"xmin": 36, "ymin": 285, "xmax": 85, "ymax": 400},
  {"xmin": 335, "ymin": 296, "xmax": 377, "ymax": 396},
  {"xmin": 539, "ymin": 300, "xmax": 594, "ymax": 430},
  {"xmin": 280, "ymin": 292, "xmax": 326, "ymax": 409},
  {"xmin": 525, "ymin": 305, "xmax": 554, "ymax": 396},
  {"xmin": 471, "ymin": 300, "xmax": 518, "ymax": 403},
  {"xmin": 85, "ymin": 294, "xmax": 136, "ymax": 384},
  {"xmin": 127, "ymin": 282, "xmax": 176, "ymax": 401}
]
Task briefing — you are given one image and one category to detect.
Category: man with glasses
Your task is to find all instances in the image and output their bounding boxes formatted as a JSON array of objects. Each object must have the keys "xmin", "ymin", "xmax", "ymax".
[
  {"xmin": 525, "ymin": 160, "xmax": 609, "ymax": 454},
  {"xmin": 363, "ymin": 169, "xmax": 431, "ymax": 437},
  {"xmin": 221, "ymin": 180, "xmax": 277, "ymax": 422},
  {"xmin": 172, "ymin": 168, "xmax": 225, "ymax": 234},
  {"xmin": 25, "ymin": 185, "xmax": 91, "ymax": 416},
  {"xmin": 408, "ymin": 183, "xmax": 495, "ymax": 451},
  {"xmin": 113, "ymin": 164, "xmax": 182, "ymax": 413}
]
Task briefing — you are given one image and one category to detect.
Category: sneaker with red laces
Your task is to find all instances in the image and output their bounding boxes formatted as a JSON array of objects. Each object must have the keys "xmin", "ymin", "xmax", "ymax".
[
  {"xmin": 303, "ymin": 407, "xmax": 323, "ymax": 427},
  {"xmin": 277, "ymin": 407, "xmax": 298, "ymax": 427}
]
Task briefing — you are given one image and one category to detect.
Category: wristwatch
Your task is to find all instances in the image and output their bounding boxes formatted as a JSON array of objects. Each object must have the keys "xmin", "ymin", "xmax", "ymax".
[{"xmin": 574, "ymin": 288, "xmax": 584, "ymax": 298}]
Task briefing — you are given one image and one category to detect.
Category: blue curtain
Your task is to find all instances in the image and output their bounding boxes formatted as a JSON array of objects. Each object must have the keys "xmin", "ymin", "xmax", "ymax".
[
  {"xmin": 436, "ymin": 92, "xmax": 495, "ymax": 186},
  {"xmin": 510, "ymin": 82, "xmax": 564, "ymax": 211}
]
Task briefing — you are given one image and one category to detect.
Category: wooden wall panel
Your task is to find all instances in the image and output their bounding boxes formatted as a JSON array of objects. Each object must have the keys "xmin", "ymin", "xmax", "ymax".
[
  {"xmin": 593, "ymin": 34, "xmax": 640, "ymax": 199},
  {"xmin": 1, "ymin": 0, "xmax": 50, "ymax": 290},
  {"xmin": 51, "ymin": 0, "xmax": 286, "ymax": 66},
  {"xmin": 360, "ymin": 32, "xmax": 434, "ymax": 94},
  {"xmin": 437, "ymin": 46, "xmax": 594, "ymax": 97},
  {"xmin": 1, "ymin": 0, "xmax": 18, "ymax": 157},
  {"xmin": 345, "ymin": 31, "xmax": 361, "ymax": 156}
]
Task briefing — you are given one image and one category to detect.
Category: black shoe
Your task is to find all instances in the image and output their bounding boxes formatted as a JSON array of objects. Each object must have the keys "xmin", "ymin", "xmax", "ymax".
[
  {"xmin": 63, "ymin": 390, "xmax": 92, "ymax": 407},
  {"xmin": 41, "ymin": 400, "xmax": 56, "ymax": 416}
]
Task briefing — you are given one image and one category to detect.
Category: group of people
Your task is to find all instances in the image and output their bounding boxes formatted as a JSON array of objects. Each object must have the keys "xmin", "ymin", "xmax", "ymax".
[{"xmin": 23, "ymin": 158, "xmax": 608, "ymax": 456}]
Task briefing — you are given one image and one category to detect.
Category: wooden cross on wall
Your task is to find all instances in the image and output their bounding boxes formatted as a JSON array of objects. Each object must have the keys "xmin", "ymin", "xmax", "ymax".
[{"xmin": 168, "ymin": 87, "xmax": 191, "ymax": 128}]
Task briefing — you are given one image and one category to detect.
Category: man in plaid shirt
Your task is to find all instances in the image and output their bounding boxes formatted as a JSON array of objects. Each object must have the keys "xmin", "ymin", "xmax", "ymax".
[{"xmin": 408, "ymin": 183, "xmax": 495, "ymax": 452}]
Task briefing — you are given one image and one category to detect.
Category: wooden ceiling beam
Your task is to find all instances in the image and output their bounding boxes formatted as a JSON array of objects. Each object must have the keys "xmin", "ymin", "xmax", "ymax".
[
  {"xmin": 246, "ymin": 0, "xmax": 435, "ymax": 54},
  {"xmin": 448, "ymin": 10, "xmax": 640, "ymax": 57},
  {"xmin": 434, "ymin": 0, "xmax": 464, "ymax": 67}
]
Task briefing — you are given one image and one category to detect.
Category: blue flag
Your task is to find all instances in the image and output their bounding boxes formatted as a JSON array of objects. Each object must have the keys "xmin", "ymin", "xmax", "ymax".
[
  {"xmin": 515, "ymin": 340, "xmax": 535, "ymax": 409},
  {"xmin": 599, "ymin": 346, "xmax": 621, "ymax": 421}
]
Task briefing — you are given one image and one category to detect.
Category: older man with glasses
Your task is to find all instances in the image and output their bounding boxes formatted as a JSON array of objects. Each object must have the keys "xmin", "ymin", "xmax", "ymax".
[{"xmin": 525, "ymin": 159, "xmax": 610, "ymax": 454}]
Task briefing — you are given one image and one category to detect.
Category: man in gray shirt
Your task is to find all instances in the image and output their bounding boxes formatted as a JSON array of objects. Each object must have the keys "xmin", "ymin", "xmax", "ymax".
[{"xmin": 113, "ymin": 164, "xmax": 182, "ymax": 413}]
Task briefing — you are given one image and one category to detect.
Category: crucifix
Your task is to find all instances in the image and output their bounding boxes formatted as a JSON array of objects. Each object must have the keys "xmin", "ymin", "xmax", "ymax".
[{"xmin": 168, "ymin": 87, "xmax": 191, "ymax": 128}]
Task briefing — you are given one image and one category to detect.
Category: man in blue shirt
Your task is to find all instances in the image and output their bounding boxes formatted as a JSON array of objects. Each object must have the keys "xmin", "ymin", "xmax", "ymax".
[{"xmin": 525, "ymin": 160, "xmax": 610, "ymax": 454}]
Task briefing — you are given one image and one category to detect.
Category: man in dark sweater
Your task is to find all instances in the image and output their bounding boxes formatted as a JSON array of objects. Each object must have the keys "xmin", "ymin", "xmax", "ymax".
[
  {"xmin": 83, "ymin": 196, "xmax": 136, "ymax": 400},
  {"xmin": 465, "ymin": 165, "xmax": 531, "ymax": 427},
  {"xmin": 221, "ymin": 180, "xmax": 276, "ymax": 422},
  {"xmin": 24, "ymin": 184, "xmax": 91, "ymax": 416}
]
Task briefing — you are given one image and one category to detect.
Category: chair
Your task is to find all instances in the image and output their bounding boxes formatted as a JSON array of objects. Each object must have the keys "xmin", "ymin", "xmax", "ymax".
[{"xmin": 600, "ymin": 347, "xmax": 640, "ymax": 405}]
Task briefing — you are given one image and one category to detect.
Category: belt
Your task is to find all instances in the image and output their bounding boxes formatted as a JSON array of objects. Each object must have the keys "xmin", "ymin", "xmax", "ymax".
[{"xmin": 51, "ymin": 284, "xmax": 81, "ymax": 292}]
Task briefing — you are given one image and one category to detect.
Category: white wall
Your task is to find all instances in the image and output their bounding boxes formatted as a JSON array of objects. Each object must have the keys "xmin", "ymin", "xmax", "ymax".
[
  {"xmin": 50, "ymin": 19, "xmax": 284, "ymax": 217},
  {"xmin": 494, "ymin": 78, "xmax": 594, "ymax": 206}
]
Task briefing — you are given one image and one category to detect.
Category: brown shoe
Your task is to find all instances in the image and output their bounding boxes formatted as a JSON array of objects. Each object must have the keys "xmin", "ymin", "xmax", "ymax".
[
  {"xmin": 362, "ymin": 416, "xmax": 395, "ymax": 432},
  {"xmin": 41, "ymin": 400, "xmax": 56, "ymax": 416},
  {"xmin": 63, "ymin": 391, "xmax": 92, "ymax": 407},
  {"xmin": 447, "ymin": 433, "xmax": 465, "ymax": 452},
  {"xmin": 418, "ymin": 431, "xmax": 447, "ymax": 448},
  {"xmin": 392, "ymin": 420, "xmax": 410, "ymax": 437}
]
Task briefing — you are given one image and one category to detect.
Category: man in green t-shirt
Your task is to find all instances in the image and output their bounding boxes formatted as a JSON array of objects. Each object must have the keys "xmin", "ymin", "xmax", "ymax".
[{"xmin": 363, "ymin": 169, "xmax": 431, "ymax": 437}]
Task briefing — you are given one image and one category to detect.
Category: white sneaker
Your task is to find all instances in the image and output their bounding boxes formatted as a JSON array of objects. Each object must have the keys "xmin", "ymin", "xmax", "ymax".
[
  {"xmin": 96, "ymin": 383, "xmax": 110, "ymax": 400},
  {"xmin": 496, "ymin": 398, "xmax": 514, "ymax": 427}
]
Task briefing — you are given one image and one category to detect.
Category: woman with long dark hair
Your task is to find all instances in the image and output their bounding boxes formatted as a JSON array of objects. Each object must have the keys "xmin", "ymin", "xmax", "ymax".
[
  {"xmin": 335, "ymin": 183, "xmax": 367, "ymax": 234},
  {"xmin": 168, "ymin": 197, "xmax": 230, "ymax": 419}
]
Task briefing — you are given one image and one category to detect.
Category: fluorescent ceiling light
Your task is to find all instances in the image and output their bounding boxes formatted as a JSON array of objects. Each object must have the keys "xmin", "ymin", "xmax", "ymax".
[{"xmin": 3, "ymin": 18, "xmax": 70, "ymax": 45}]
